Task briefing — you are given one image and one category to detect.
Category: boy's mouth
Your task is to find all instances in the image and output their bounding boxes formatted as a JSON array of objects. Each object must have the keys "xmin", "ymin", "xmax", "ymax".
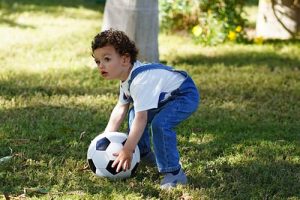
[{"xmin": 101, "ymin": 71, "xmax": 108, "ymax": 76}]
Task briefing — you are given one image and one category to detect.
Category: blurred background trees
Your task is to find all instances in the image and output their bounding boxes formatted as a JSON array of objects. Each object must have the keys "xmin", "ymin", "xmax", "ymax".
[{"xmin": 159, "ymin": 0, "xmax": 300, "ymax": 45}]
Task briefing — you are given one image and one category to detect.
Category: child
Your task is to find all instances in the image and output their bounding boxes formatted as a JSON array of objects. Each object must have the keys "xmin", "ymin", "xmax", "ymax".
[{"xmin": 91, "ymin": 29, "xmax": 200, "ymax": 189}]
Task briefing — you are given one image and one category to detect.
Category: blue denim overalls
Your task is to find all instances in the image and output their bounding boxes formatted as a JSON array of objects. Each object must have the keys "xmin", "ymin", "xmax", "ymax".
[{"xmin": 126, "ymin": 63, "xmax": 200, "ymax": 173}]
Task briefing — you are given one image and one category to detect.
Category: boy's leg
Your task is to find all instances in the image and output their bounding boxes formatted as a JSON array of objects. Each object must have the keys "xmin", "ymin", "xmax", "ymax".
[{"xmin": 151, "ymin": 95, "xmax": 198, "ymax": 173}]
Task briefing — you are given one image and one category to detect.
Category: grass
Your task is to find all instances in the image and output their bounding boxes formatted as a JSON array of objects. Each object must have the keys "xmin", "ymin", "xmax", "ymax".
[{"xmin": 1, "ymin": 1, "xmax": 300, "ymax": 199}]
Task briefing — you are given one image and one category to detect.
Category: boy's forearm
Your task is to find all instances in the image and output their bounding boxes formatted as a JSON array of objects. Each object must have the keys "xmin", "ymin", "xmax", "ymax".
[
  {"xmin": 105, "ymin": 103, "xmax": 129, "ymax": 132},
  {"xmin": 123, "ymin": 111, "xmax": 147, "ymax": 152}
]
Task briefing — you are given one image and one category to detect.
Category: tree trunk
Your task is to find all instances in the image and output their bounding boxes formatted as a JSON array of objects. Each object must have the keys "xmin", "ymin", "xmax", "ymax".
[
  {"xmin": 102, "ymin": 0, "xmax": 159, "ymax": 62},
  {"xmin": 256, "ymin": 0, "xmax": 300, "ymax": 39}
]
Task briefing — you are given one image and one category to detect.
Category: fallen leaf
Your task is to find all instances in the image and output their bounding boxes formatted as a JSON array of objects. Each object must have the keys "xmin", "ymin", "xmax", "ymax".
[
  {"xmin": 80, "ymin": 131, "xmax": 86, "ymax": 140},
  {"xmin": 180, "ymin": 193, "xmax": 193, "ymax": 200},
  {"xmin": 78, "ymin": 164, "xmax": 89, "ymax": 171},
  {"xmin": 0, "ymin": 156, "xmax": 13, "ymax": 164},
  {"xmin": 66, "ymin": 190, "xmax": 85, "ymax": 195},
  {"xmin": 24, "ymin": 187, "xmax": 49, "ymax": 195}
]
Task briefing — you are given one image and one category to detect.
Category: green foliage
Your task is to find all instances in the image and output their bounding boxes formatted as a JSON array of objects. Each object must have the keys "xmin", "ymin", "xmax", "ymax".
[
  {"xmin": 159, "ymin": 0, "xmax": 247, "ymax": 45},
  {"xmin": 159, "ymin": 0, "xmax": 198, "ymax": 32},
  {"xmin": 191, "ymin": 12, "xmax": 225, "ymax": 45}
]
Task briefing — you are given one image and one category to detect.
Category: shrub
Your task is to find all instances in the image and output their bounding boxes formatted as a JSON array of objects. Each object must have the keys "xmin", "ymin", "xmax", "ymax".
[
  {"xmin": 159, "ymin": 0, "xmax": 248, "ymax": 45},
  {"xmin": 159, "ymin": 0, "xmax": 199, "ymax": 32}
]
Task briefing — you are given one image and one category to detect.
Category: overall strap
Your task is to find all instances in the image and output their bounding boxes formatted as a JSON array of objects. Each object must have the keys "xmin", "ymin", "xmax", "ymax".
[{"xmin": 128, "ymin": 63, "xmax": 174, "ymax": 91}]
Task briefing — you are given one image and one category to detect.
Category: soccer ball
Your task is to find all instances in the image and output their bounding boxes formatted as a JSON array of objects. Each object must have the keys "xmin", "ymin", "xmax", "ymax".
[{"xmin": 87, "ymin": 132, "xmax": 140, "ymax": 179}]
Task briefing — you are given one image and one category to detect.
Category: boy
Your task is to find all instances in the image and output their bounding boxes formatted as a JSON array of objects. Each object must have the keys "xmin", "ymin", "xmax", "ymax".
[{"xmin": 91, "ymin": 29, "xmax": 200, "ymax": 189}]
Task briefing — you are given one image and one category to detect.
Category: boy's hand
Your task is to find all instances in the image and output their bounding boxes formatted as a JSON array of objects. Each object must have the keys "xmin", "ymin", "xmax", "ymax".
[{"xmin": 112, "ymin": 148, "xmax": 133, "ymax": 172}]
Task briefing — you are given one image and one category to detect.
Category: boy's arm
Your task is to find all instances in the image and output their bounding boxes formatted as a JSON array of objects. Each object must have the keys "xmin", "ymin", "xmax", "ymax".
[
  {"xmin": 104, "ymin": 102, "xmax": 129, "ymax": 132},
  {"xmin": 112, "ymin": 110, "xmax": 147, "ymax": 172}
]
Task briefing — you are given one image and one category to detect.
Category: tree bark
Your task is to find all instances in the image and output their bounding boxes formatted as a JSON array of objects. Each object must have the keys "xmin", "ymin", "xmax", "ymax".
[
  {"xmin": 256, "ymin": 0, "xmax": 300, "ymax": 39},
  {"xmin": 102, "ymin": 0, "xmax": 159, "ymax": 62}
]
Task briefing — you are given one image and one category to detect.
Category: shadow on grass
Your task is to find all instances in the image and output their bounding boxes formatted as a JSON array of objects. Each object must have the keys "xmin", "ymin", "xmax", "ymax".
[
  {"xmin": 172, "ymin": 42, "xmax": 300, "ymax": 70},
  {"xmin": 0, "ymin": 67, "xmax": 118, "ymax": 98},
  {"xmin": 0, "ymin": 0, "xmax": 105, "ymax": 12},
  {"xmin": 0, "ymin": 16, "xmax": 36, "ymax": 29},
  {"xmin": 0, "ymin": 0, "xmax": 105, "ymax": 28}
]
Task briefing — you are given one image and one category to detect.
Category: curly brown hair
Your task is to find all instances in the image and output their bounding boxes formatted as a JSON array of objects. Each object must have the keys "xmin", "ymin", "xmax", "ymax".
[{"xmin": 91, "ymin": 29, "xmax": 138, "ymax": 65}]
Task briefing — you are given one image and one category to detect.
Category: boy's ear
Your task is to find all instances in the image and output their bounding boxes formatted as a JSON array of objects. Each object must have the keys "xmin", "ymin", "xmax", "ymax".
[{"xmin": 122, "ymin": 53, "xmax": 131, "ymax": 65}]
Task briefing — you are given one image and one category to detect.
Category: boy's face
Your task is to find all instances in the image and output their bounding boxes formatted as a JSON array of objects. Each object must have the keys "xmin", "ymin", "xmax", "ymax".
[{"xmin": 93, "ymin": 45, "xmax": 131, "ymax": 81}]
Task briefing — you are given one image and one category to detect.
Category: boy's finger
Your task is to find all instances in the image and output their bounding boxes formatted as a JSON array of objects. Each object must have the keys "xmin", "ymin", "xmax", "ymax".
[
  {"xmin": 116, "ymin": 160, "xmax": 123, "ymax": 172},
  {"xmin": 112, "ymin": 158, "xmax": 119, "ymax": 168},
  {"xmin": 123, "ymin": 161, "xmax": 128, "ymax": 171}
]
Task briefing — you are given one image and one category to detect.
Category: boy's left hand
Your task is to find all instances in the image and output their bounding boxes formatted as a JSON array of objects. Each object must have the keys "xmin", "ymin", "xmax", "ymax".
[{"xmin": 112, "ymin": 148, "xmax": 133, "ymax": 172}]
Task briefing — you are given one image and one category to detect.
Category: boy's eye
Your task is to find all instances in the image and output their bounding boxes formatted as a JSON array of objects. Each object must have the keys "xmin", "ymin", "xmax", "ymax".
[
  {"xmin": 104, "ymin": 57, "xmax": 110, "ymax": 62},
  {"xmin": 95, "ymin": 60, "xmax": 100, "ymax": 65}
]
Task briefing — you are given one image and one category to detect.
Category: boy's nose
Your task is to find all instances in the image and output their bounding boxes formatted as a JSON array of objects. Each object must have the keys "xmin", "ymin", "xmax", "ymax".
[{"xmin": 98, "ymin": 62, "xmax": 104, "ymax": 69}]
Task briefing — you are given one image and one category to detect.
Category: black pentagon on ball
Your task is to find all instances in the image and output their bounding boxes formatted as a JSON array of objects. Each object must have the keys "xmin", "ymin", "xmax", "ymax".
[
  {"xmin": 106, "ymin": 160, "xmax": 121, "ymax": 175},
  {"xmin": 96, "ymin": 137, "xmax": 110, "ymax": 151},
  {"xmin": 88, "ymin": 159, "xmax": 96, "ymax": 173}
]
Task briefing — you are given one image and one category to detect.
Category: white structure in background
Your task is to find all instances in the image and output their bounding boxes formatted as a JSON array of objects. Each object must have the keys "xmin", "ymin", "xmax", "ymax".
[
  {"xmin": 102, "ymin": 0, "xmax": 159, "ymax": 62},
  {"xmin": 256, "ymin": 0, "xmax": 300, "ymax": 39}
]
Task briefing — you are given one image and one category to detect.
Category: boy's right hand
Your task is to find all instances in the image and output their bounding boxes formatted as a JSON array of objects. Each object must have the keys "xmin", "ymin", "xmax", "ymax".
[{"xmin": 111, "ymin": 147, "xmax": 133, "ymax": 172}]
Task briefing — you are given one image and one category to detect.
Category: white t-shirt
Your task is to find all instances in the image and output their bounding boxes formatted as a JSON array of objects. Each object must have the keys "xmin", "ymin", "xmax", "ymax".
[{"xmin": 118, "ymin": 61, "xmax": 185, "ymax": 112}]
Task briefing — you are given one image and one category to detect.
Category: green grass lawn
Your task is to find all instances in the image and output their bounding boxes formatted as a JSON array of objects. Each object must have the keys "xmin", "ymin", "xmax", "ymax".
[{"xmin": 1, "ymin": 1, "xmax": 300, "ymax": 199}]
